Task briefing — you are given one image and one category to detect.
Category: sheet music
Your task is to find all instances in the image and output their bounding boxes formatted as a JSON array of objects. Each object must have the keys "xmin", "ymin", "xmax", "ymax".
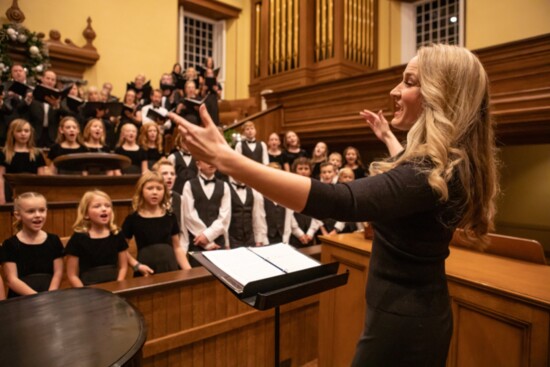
[
  {"xmin": 202, "ymin": 247, "xmax": 285, "ymax": 287},
  {"xmin": 249, "ymin": 243, "xmax": 320, "ymax": 273}
]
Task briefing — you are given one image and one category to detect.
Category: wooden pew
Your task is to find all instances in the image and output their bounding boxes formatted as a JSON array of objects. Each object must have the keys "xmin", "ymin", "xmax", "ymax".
[
  {"xmin": 93, "ymin": 246, "xmax": 322, "ymax": 367},
  {"xmin": 451, "ymin": 229, "xmax": 547, "ymax": 265}
]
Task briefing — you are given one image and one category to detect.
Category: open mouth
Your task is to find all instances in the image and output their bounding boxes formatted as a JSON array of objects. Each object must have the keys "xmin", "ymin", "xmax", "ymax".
[{"xmin": 394, "ymin": 102, "xmax": 403, "ymax": 115}]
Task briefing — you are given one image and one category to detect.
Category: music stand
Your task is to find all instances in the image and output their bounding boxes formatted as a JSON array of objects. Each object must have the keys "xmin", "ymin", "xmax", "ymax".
[{"xmin": 191, "ymin": 250, "xmax": 348, "ymax": 367}]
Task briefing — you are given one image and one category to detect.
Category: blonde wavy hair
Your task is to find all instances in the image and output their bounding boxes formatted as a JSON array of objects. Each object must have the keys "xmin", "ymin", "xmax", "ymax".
[
  {"xmin": 116, "ymin": 123, "xmax": 137, "ymax": 147},
  {"xmin": 369, "ymin": 44, "xmax": 499, "ymax": 249},
  {"xmin": 132, "ymin": 171, "xmax": 172, "ymax": 212},
  {"xmin": 73, "ymin": 190, "xmax": 119, "ymax": 234},
  {"xmin": 82, "ymin": 119, "xmax": 106, "ymax": 146},
  {"xmin": 138, "ymin": 123, "xmax": 163, "ymax": 153},
  {"xmin": 3, "ymin": 119, "xmax": 39, "ymax": 164}
]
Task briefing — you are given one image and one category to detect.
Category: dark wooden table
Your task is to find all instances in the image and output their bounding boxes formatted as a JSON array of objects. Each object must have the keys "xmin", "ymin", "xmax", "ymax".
[
  {"xmin": 0, "ymin": 288, "xmax": 147, "ymax": 367},
  {"xmin": 54, "ymin": 152, "xmax": 131, "ymax": 172}
]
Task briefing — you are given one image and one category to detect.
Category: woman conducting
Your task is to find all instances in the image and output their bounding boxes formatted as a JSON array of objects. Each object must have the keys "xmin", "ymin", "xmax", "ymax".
[{"xmin": 169, "ymin": 44, "xmax": 499, "ymax": 366}]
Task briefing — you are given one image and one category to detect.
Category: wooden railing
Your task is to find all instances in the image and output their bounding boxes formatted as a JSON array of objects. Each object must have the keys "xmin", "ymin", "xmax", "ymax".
[
  {"xmin": 92, "ymin": 246, "xmax": 322, "ymax": 367},
  {"xmin": 223, "ymin": 104, "xmax": 283, "ymax": 131}
]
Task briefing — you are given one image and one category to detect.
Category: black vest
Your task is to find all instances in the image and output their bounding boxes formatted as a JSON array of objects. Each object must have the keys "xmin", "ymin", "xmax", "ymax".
[
  {"xmin": 171, "ymin": 191, "xmax": 182, "ymax": 229},
  {"xmin": 188, "ymin": 177, "xmax": 225, "ymax": 251},
  {"xmin": 290, "ymin": 212, "xmax": 314, "ymax": 247},
  {"xmin": 228, "ymin": 185, "xmax": 255, "ymax": 247},
  {"xmin": 173, "ymin": 152, "xmax": 198, "ymax": 194},
  {"xmin": 342, "ymin": 222, "xmax": 358, "ymax": 233},
  {"xmin": 264, "ymin": 198, "xmax": 286, "ymax": 244},
  {"xmin": 241, "ymin": 141, "xmax": 263, "ymax": 163},
  {"xmin": 322, "ymin": 218, "xmax": 337, "ymax": 233}
]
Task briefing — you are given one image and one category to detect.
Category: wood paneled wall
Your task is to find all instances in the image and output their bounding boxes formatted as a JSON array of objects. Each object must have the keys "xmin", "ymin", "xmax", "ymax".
[
  {"xmin": 0, "ymin": 200, "xmax": 133, "ymax": 240},
  {"xmin": 318, "ymin": 233, "xmax": 550, "ymax": 367},
  {"xmin": 254, "ymin": 34, "xmax": 550, "ymax": 148}
]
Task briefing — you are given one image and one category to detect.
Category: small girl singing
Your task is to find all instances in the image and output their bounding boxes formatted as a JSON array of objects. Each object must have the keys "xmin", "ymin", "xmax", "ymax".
[
  {"xmin": 65, "ymin": 190, "xmax": 129, "ymax": 286},
  {"xmin": 1, "ymin": 192, "xmax": 64, "ymax": 297},
  {"xmin": 123, "ymin": 171, "xmax": 191, "ymax": 275}
]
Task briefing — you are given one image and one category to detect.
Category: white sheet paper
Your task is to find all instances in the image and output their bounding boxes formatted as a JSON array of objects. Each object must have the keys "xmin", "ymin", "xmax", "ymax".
[
  {"xmin": 202, "ymin": 247, "xmax": 285, "ymax": 287},
  {"xmin": 249, "ymin": 243, "xmax": 320, "ymax": 273}
]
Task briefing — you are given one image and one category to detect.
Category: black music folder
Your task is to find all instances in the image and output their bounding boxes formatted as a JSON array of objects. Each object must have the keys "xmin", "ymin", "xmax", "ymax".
[
  {"xmin": 66, "ymin": 95, "xmax": 84, "ymax": 112},
  {"xmin": 33, "ymin": 84, "xmax": 72, "ymax": 103},
  {"xmin": 146, "ymin": 107, "xmax": 168, "ymax": 122},
  {"xmin": 190, "ymin": 243, "xmax": 348, "ymax": 310},
  {"xmin": 8, "ymin": 80, "xmax": 32, "ymax": 97},
  {"xmin": 183, "ymin": 95, "xmax": 208, "ymax": 110}
]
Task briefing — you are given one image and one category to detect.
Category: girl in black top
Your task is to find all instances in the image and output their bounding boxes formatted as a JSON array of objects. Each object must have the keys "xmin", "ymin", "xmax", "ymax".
[
  {"xmin": 114, "ymin": 123, "xmax": 147, "ymax": 174},
  {"xmin": 2, "ymin": 192, "xmax": 64, "ymax": 298},
  {"xmin": 343, "ymin": 146, "xmax": 366, "ymax": 179},
  {"xmin": 48, "ymin": 116, "xmax": 88, "ymax": 174},
  {"xmin": 0, "ymin": 119, "xmax": 46, "ymax": 204},
  {"xmin": 281, "ymin": 130, "xmax": 307, "ymax": 171},
  {"xmin": 65, "ymin": 190, "xmax": 129, "ymax": 286},
  {"xmin": 169, "ymin": 44, "xmax": 499, "ymax": 367},
  {"xmin": 123, "ymin": 171, "xmax": 191, "ymax": 275},
  {"xmin": 82, "ymin": 118, "xmax": 114, "ymax": 175},
  {"xmin": 267, "ymin": 132, "xmax": 285, "ymax": 168},
  {"xmin": 119, "ymin": 90, "xmax": 141, "ymax": 129},
  {"xmin": 310, "ymin": 141, "xmax": 328, "ymax": 180},
  {"xmin": 83, "ymin": 118, "xmax": 110, "ymax": 153},
  {"xmin": 139, "ymin": 123, "xmax": 164, "ymax": 169}
]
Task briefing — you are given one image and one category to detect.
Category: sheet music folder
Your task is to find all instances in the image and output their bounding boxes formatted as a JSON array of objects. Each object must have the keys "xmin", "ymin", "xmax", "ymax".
[{"xmin": 190, "ymin": 246, "xmax": 348, "ymax": 310}]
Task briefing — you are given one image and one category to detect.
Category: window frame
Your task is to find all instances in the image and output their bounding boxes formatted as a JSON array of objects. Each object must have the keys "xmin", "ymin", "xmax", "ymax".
[{"xmin": 401, "ymin": 0, "xmax": 465, "ymax": 63}]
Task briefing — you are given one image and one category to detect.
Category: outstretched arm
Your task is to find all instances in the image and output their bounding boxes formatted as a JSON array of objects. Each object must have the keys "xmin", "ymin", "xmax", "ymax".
[
  {"xmin": 360, "ymin": 109, "xmax": 403, "ymax": 157},
  {"xmin": 169, "ymin": 106, "xmax": 311, "ymax": 213}
]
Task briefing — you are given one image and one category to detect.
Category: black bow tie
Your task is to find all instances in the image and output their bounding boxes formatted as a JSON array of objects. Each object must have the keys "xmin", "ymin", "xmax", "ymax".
[
  {"xmin": 202, "ymin": 177, "xmax": 216, "ymax": 185},
  {"xmin": 182, "ymin": 152, "xmax": 192, "ymax": 156},
  {"xmin": 246, "ymin": 140, "xmax": 256, "ymax": 144},
  {"xmin": 232, "ymin": 183, "xmax": 246, "ymax": 190}
]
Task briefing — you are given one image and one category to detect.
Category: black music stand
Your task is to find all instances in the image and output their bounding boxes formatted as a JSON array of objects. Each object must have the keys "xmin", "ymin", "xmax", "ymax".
[{"xmin": 191, "ymin": 250, "xmax": 349, "ymax": 367}]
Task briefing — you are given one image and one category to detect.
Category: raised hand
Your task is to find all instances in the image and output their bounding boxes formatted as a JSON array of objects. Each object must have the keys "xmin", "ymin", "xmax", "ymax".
[
  {"xmin": 360, "ymin": 109, "xmax": 403, "ymax": 157},
  {"xmin": 169, "ymin": 104, "xmax": 231, "ymax": 166}
]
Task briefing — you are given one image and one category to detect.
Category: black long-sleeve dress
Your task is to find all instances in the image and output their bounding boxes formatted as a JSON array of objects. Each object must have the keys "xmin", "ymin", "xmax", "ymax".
[{"xmin": 302, "ymin": 162, "xmax": 465, "ymax": 367}]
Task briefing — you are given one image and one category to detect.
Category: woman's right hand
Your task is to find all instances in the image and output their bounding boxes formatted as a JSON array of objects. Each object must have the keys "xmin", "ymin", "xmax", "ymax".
[
  {"xmin": 360, "ymin": 109, "xmax": 392, "ymax": 142},
  {"xmin": 138, "ymin": 263, "xmax": 154, "ymax": 277},
  {"xmin": 169, "ymin": 105, "xmax": 232, "ymax": 167},
  {"xmin": 360, "ymin": 109, "xmax": 403, "ymax": 157}
]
